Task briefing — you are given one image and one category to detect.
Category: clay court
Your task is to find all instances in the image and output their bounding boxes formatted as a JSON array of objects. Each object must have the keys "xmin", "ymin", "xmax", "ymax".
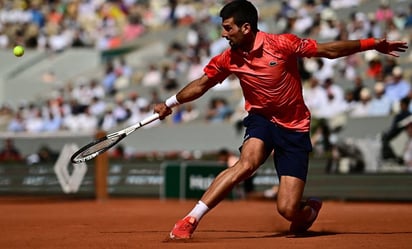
[{"xmin": 1, "ymin": 197, "xmax": 411, "ymax": 249}]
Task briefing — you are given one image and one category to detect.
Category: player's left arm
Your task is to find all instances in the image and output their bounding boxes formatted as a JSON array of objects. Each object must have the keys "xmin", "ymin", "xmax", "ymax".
[{"xmin": 315, "ymin": 38, "xmax": 408, "ymax": 59}]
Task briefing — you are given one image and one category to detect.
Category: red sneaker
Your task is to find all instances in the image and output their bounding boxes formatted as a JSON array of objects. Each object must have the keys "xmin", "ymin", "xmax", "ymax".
[
  {"xmin": 169, "ymin": 216, "xmax": 198, "ymax": 239},
  {"xmin": 289, "ymin": 198, "xmax": 322, "ymax": 233}
]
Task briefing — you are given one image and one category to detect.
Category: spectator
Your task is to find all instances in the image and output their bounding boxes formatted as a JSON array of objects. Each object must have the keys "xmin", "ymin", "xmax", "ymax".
[
  {"xmin": 303, "ymin": 77, "xmax": 328, "ymax": 118},
  {"xmin": 7, "ymin": 111, "xmax": 25, "ymax": 133},
  {"xmin": 102, "ymin": 62, "xmax": 118, "ymax": 95},
  {"xmin": 349, "ymin": 88, "xmax": 372, "ymax": 117},
  {"xmin": 350, "ymin": 76, "xmax": 367, "ymax": 102},
  {"xmin": 141, "ymin": 64, "xmax": 162, "ymax": 87},
  {"xmin": 148, "ymin": 90, "xmax": 162, "ymax": 106},
  {"xmin": 125, "ymin": 91, "xmax": 149, "ymax": 113},
  {"xmin": 76, "ymin": 107, "xmax": 99, "ymax": 132},
  {"xmin": 0, "ymin": 30, "xmax": 9, "ymax": 49},
  {"xmin": 369, "ymin": 82, "xmax": 392, "ymax": 116},
  {"xmin": 375, "ymin": 0, "xmax": 394, "ymax": 23},
  {"xmin": 318, "ymin": 8, "xmax": 340, "ymax": 40},
  {"xmin": 171, "ymin": 106, "xmax": 184, "ymax": 124},
  {"xmin": 323, "ymin": 78, "xmax": 345, "ymax": 103},
  {"xmin": 71, "ymin": 82, "xmax": 94, "ymax": 106},
  {"xmin": 162, "ymin": 64, "xmax": 180, "ymax": 92},
  {"xmin": 88, "ymin": 96, "xmax": 106, "ymax": 118},
  {"xmin": 99, "ymin": 105, "xmax": 118, "ymax": 131},
  {"xmin": 48, "ymin": 27, "xmax": 71, "ymax": 53},
  {"xmin": 385, "ymin": 66, "xmax": 411, "ymax": 110},
  {"xmin": 366, "ymin": 54, "xmax": 383, "ymax": 80},
  {"xmin": 205, "ymin": 97, "xmax": 233, "ymax": 123},
  {"xmin": 401, "ymin": 121, "xmax": 412, "ymax": 171},
  {"xmin": 113, "ymin": 58, "xmax": 133, "ymax": 91},
  {"xmin": 405, "ymin": 4, "xmax": 412, "ymax": 28},
  {"xmin": 311, "ymin": 118, "xmax": 333, "ymax": 157},
  {"xmin": 181, "ymin": 104, "xmax": 200, "ymax": 123},
  {"xmin": 347, "ymin": 12, "xmax": 370, "ymax": 40},
  {"xmin": 26, "ymin": 145, "xmax": 59, "ymax": 165},
  {"xmin": 381, "ymin": 97, "xmax": 411, "ymax": 161},
  {"xmin": 382, "ymin": 57, "xmax": 398, "ymax": 78},
  {"xmin": 25, "ymin": 109, "xmax": 44, "ymax": 133},
  {"xmin": 316, "ymin": 87, "xmax": 348, "ymax": 120},
  {"xmin": 312, "ymin": 58, "xmax": 335, "ymax": 84},
  {"xmin": 0, "ymin": 104, "xmax": 13, "ymax": 130},
  {"xmin": 112, "ymin": 94, "xmax": 131, "ymax": 123},
  {"xmin": 0, "ymin": 138, "xmax": 23, "ymax": 162},
  {"xmin": 43, "ymin": 110, "xmax": 62, "ymax": 132},
  {"xmin": 122, "ymin": 13, "xmax": 145, "ymax": 42},
  {"xmin": 186, "ymin": 56, "xmax": 204, "ymax": 83},
  {"xmin": 89, "ymin": 79, "xmax": 106, "ymax": 100},
  {"xmin": 385, "ymin": 19, "xmax": 402, "ymax": 42}
]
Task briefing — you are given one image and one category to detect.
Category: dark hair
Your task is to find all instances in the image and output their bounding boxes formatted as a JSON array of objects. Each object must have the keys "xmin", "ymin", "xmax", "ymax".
[{"xmin": 219, "ymin": 0, "xmax": 259, "ymax": 32}]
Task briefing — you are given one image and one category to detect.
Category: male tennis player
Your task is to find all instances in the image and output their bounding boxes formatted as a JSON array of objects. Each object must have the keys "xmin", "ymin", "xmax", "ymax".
[{"xmin": 154, "ymin": 0, "xmax": 408, "ymax": 239}]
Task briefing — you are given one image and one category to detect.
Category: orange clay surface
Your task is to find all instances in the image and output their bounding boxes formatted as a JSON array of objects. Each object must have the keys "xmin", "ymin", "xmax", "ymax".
[{"xmin": 0, "ymin": 197, "xmax": 411, "ymax": 249}]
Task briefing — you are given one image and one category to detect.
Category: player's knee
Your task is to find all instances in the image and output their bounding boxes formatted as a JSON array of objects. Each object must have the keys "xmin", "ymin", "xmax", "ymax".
[
  {"xmin": 277, "ymin": 202, "xmax": 299, "ymax": 221},
  {"xmin": 231, "ymin": 162, "xmax": 256, "ymax": 183}
]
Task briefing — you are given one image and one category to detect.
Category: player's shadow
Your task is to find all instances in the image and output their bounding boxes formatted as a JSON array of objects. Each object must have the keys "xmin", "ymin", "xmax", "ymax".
[
  {"xmin": 246, "ymin": 230, "xmax": 337, "ymax": 239},
  {"xmin": 265, "ymin": 230, "xmax": 412, "ymax": 239},
  {"xmin": 202, "ymin": 229, "xmax": 338, "ymax": 240},
  {"xmin": 284, "ymin": 230, "xmax": 338, "ymax": 238},
  {"xmin": 163, "ymin": 230, "xmax": 412, "ymax": 243}
]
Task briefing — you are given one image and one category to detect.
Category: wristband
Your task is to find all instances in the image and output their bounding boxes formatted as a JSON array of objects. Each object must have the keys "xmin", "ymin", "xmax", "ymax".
[
  {"xmin": 360, "ymin": 38, "xmax": 375, "ymax": 51},
  {"xmin": 165, "ymin": 95, "xmax": 180, "ymax": 108}
]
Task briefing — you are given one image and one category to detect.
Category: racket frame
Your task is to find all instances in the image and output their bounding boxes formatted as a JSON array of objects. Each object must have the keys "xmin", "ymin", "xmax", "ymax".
[{"xmin": 70, "ymin": 113, "xmax": 159, "ymax": 163}]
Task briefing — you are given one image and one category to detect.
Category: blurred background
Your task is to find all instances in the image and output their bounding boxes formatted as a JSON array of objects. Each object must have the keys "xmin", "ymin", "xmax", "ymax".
[{"xmin": 0, "ymin": 0, "xmax": 411, "ymax": 201}]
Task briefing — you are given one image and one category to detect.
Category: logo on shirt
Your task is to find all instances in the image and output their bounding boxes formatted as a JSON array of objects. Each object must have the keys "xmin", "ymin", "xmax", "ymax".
[{"xmin": 269, "ymin": 61, "xmax": 277, "ymax": 66}]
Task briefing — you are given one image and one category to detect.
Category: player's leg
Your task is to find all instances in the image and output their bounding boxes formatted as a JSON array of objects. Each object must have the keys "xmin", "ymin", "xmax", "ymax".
[
  {"xmin": 272, "ymin": 126, "xmax": 322, "ymax": 233},
  {"xmin": 276, "ymin": 175, "xmax": 306, "ymax": 221},
  {"xmin": 169, "ymin": 137, "xmax": 270, "ymax": 239},
  {"xmin": 201, "ymin": 137, "xmax": 270, "ymax": 207},
  {"xmin": 276, "ymin": 175, "xmax": 322, "ymax": 233}
]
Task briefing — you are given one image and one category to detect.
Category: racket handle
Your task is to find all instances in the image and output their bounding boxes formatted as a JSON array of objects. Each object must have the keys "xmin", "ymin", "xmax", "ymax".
[{"xmin": 140, "ymin": 113, "xmax": 160, "ymax": 126}]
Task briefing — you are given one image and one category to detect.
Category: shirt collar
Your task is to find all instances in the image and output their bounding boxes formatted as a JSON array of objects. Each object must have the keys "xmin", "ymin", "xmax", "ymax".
[
  {"xmin": 237, "ymin": 31, "xmax": 264, "ymax": 57},
  {"xmin": 250, "ymin": 31, "xmax": 264, "ymax": 54}
]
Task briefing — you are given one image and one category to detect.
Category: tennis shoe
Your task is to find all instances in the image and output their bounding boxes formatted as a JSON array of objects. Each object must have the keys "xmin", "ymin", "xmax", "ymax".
[
  {"xmin": 169, "ymin": 216, "xmax": 198, "ymax": 239},
  {"xmin": 290, "ymin": 198, "xmax": 322, "ymax": 233}
]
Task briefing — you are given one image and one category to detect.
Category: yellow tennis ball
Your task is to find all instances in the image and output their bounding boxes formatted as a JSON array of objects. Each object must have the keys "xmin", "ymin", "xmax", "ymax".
[{"xmin": 13, "ymin": 45, "xmax": 24, "ymax": 57}]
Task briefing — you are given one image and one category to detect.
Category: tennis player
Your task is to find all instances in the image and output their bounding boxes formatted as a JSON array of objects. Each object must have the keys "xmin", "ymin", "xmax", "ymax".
[{"xmin": 154, "ymin": 0, "xmax": 408, "ymax": 239}]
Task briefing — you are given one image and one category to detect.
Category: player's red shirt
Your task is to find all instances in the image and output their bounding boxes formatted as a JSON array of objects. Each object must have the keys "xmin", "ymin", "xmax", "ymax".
[{"xmin": 204, "ymin": 31, "xmax": 318, "ymax": 132}]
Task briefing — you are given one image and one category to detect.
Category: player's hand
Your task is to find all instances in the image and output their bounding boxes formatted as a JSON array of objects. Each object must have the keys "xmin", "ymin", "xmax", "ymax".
[
  {"xmin": 375, "ymin": 38, "xmax": 408, "ymax": 57},
  {"xmin": 154, "ymin": 103, "xmax": 172, "ymax": 120}
]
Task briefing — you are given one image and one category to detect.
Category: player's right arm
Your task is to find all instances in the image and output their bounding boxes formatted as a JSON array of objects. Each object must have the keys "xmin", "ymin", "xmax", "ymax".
[
  {"xmin": 154, "ymin": 74, "xmax": 218, "ymax": 120},
  {"xmin": 316, "ymin": 38, "xmax": 408, "ymax": 59}
]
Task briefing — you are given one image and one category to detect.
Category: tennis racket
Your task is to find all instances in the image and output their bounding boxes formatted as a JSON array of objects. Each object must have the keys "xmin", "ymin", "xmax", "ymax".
[{"xmin": 71, "ymin": 113, "xmax": 159, "ymax": 164}]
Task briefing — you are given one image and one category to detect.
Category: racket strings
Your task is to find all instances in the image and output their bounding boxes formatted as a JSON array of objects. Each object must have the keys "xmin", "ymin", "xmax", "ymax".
[{"xmin": 78, "ymin": 136, "xmax": 120, "ymax": 157}]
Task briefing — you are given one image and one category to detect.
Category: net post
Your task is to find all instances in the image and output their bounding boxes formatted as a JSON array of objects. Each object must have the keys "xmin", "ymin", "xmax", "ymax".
[{"xmin": 94, "ymin": 130, "xmax": 108, "ymax": 201}]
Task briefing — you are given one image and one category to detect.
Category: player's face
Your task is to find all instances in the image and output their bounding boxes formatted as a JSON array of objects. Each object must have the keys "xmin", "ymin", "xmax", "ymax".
[{"xmin": 221, "ymin": 17, "xmax": 249, "ymax": 49}]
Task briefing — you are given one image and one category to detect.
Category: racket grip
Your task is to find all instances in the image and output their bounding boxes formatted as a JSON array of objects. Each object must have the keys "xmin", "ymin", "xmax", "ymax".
[{"xmin": 140, "ymin": 113, "xmax": 160, "ymax": 126}]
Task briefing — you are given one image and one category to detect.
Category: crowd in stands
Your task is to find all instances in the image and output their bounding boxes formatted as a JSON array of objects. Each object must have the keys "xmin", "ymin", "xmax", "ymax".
[
  {"xmin": 0, "ymin": 0, "xmax": 412, "ymax": 148},
  {"xmin": 0, "ymin": 0, "xmax": 197, "ymax": 51}
]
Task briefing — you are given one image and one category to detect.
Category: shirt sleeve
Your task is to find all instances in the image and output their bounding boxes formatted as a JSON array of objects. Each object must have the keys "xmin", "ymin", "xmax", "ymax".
[
  {"xmin": 281, "ymin": 33, "xmax": 318, "ymax": 58},
  {"xmin": 204, "ymin": 52, "xmax": 231, "ymax": 84}
]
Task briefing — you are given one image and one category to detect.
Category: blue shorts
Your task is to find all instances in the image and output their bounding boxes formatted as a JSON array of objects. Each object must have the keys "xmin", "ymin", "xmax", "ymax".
[{"xmin": 242, "ymin": 114, "xmax": 312, "ymax": 181}]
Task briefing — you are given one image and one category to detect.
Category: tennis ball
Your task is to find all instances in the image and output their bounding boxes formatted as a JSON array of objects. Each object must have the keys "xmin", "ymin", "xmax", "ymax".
[{"xmin": 13, "ymin": 45, "xmax": 24, "ymax": 57}]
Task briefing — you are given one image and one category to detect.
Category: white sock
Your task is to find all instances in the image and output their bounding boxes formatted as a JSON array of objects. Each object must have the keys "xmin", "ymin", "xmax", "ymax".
[{"xmin": 186, "ymin": 201, "xmax": 210, "ymax": 221}]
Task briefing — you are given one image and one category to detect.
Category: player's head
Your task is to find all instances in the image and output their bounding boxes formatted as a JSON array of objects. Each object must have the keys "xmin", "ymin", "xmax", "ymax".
[
  {"xmin": 219, "ymin": 0, "xmax": 259, "ymax": 48},
  {"xmin": 220, "ymin": 1, "xmax": 258, "ymax": 32}
]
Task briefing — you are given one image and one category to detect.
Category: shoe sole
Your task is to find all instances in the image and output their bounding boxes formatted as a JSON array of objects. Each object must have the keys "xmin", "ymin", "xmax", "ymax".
[{"xmin": 168, "ymin": 232, "xmax": 192, "ymax": 240}]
